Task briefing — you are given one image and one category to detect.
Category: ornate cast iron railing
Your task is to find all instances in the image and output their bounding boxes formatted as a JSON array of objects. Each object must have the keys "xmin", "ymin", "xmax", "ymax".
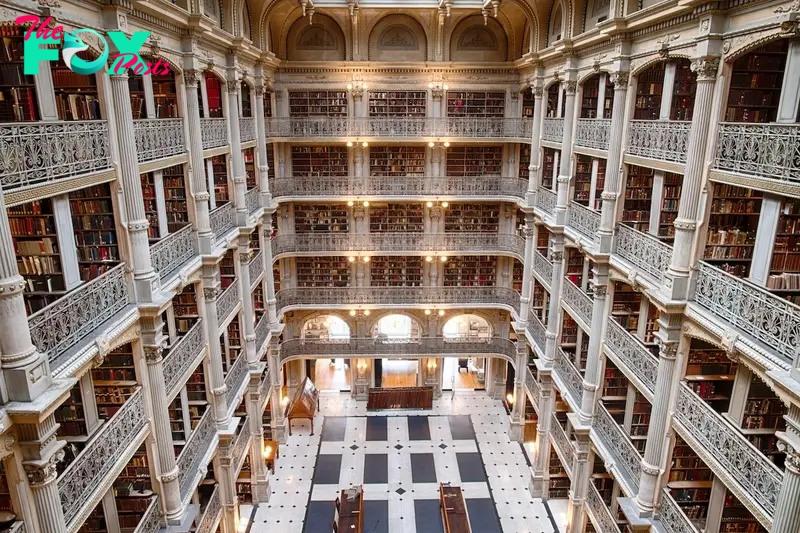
[
  {"xmin": 150, "ymin": 225, "xmax": 197, "ymax": 280},
  {"xmin": 164, "ymin": 321, "xmax": 206, "ymax": 398},
  {"xmin": 604, "ymin": 318, "xmax": 657, "ymax": 398},
  {"xmin": 58, "ymin": 389, "xmax": 147, "ymax": 529},
  {"xmin": 658, "ymin": 487, "xmax": 700, "ymax": 533},
  {"xmin": 554, "ymin": 348, "xmax": 583, "ymax": 407},
  {"xmin": 542, "ymin": 118, "xmax": 564, "ymax": 143},
  {"xmin": 245, "ymin": 187, "xmax": 260, "ymax": 215},
  {"xmin": 562, "ymin": 278, "xmax": 593, "ymax": 328},
  {"xmin": 593, "ymin": 402, "xmax": 642, "ymax": 491},
  {"xmin": 225, "ymin": 353, "xmax": 249, "ymax": 409},
  {"xmin": 673, "ymin": 383, "xmax": 782, "ymax": 520},
  {"xmin": 133, "ymin": 118, "xmax": 186, "ymax": 163},
  {"xmin": 614, "ymin": 224, "xmax": 672, "ymax": 285},
  {"xmin": 271, "ymin": 176, "xmax": 527, "ymax": 199},
  {"xmin": 551, "ymin": 413, "xmax": 574, "ymax": 475},
  {"xmin": 210, "ymin": 202, "xmax": 235, "ymax": 243},
  {"xmin": 533, "ymin": 250, "xmax": 553, "ymax": 289},
  {"xmin": 536, "ymin": 187, "xmax": 556, "ymax": 215},
  {"xmin": 177, "ymin": 408, "xmax": 216, "ymax": 499},
  {"xmin": 0, "ymin": 120, "xmax": 112, "ymax": 192},
  {"xmin": 29, "ymin": 264, "xmax": 129, "ymax": 367},
  {"xmin": 200, "ymin": 117, "xmax": 228, "ymax": 149},
  {"xmin": 231, "ymin": 418, "xmax": 252, "ymax": 473},
  {"xmin": 132, "ymin": 496, "xmax": 160, "ymax": 533},
  {"xmin": 271, "ymin": 233, "xmax": 525, "ymax": 260},
  {"xmin": 239, "ymin": 117, "xmax": 256, "ymax": 143},
  {"xmin": 627, "ymin": 120, "xmax": 691, "ymax": 164},
  {"xmin": 567, "ymin": 201, "xmax": 600, "ymax": 241},
  {"xmin": 575, "ymin": 118, "xmax": 612, "ymax": 151},
  {"xmin": 587, "ymin": 482, "xmax": 622, "ymax": 533},
  {"xmin": 527, "ymin": 310, "xmax": 547, "ymax": 355},
  {"xmin": 259, "ymin": 366, "xmax": 271, "ymax": 405},
  {"xmin": 216, "ymin": 283, "xmax": 239, "ymax": 328},
  {"xmin": 197, "ymin": 485, "xmax": 221, "ymax": 533},
  {"xmin": 249, "ymin": 251, "xmax": 264, "ymax": 286},
  {"xmin": 525, "ymin": 366, "xmax": 540, "ymax": 402},
  {"xmin": 714, "ymin": 122, "xmax": 800, "ymax": 185},
  {"xmin": 255, "ymin": 313, "xmax": 269, "ymax": 355},
  {"xmin": 694, "ymin": 261, "xmax": 800, "ymax": 365},
  {"xmin": 276, "ymin": 287, "xmax": 520, "ymax": 313}
]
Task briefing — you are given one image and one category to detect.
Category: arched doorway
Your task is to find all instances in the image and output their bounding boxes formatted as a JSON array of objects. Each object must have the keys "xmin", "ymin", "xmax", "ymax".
[
  {"xmin": 303, "ymin": 315, "xmax": 351, "ymax": 391},
  {"xmin": 372, "ymin": 314, "xmax": 420, "ymax": 387},
  {"xmin": 442, "ymin": 314, "xmax": 491, "ymax": 390}
]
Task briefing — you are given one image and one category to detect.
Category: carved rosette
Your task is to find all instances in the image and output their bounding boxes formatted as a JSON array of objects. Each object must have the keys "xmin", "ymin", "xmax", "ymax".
[{"xmin": 690, "ymin": 57, "xmax": 720, "ymax": 81}]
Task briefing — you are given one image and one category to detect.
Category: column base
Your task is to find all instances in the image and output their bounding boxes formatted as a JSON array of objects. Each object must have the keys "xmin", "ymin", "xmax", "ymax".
[
  {"xmin": 198, "ymin": 230, "xmax": 215, "ymax": 255},
  {"xmin": 526, "ymin": 191, "xmax": 537, "ymax": 207},
  {"xmin": 617, "ymin": 498, "xmax": 654, "ymax": 530},
  {"xmin": 596, "ymin": 230, "xmax": 613, "ymax": 255},
  {"xmin": 530, "ymin": 471, "xmax": 546, "ymax": 498},
  {"xmin": 566, "ymin": 499, "xmax": 585, "ymax": 533},
  {"xmin": 253, "ymin": 475, "xmax": 271, "ymax": 503},
  {"xmin": 354, "ymin": 382, "xmax": 369, "ymax": 400},
  {"xmin": 659, "ymin": 269, "xmax": 691, "ymax": 302},
  {"xmin": 508, "ymin": 418, "xmax": 523, "ymax": 442},
  {"xmin": 133, "ymin": 272, "xmax": 164, "ymax": 304},
  {"xmin": 164, "ymin": 504, "xmax": 198, "ymax": 532},
  {"xmin": 273, "ymin": 418, "xmax": 288, "ymax": 444}
]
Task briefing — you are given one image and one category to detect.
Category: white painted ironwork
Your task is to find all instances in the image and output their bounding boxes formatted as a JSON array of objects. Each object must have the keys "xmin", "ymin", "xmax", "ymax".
[
  {"xmin": 249, "ymin": 251, "xmax": 264, "ymax": 286},
  {"xmin": 231, "ymin": 418, "xmax": 252, "ymax": 473},
  {"xmin": 542, "ymin": 118, "xmax": 564, "ymax": 143},
  {"xmin": 554, "ymin": 348, "xmax": 583, "ymax": 407},
  {"xmin": 0, "ymin": 120, "xmax": 112, "ymax": 191},
  {"xmin": 255, "ymin": 313, "xmax": 269, "ymax": 355},
  {"xmin": 28, "ymin": 264, "xmax": 129, "ymax": 367},
  {"xmin": 225, "ymin": 353, "xmax": 248, "ymax": 409},
  {"xmin": 714, "ymin": 123, "xmax": 800, "ymax": 185},
  {"xmin": 587, "ymin": 481, "xmax": 622, "ymax": 533},
  {"xmin": 658, "ymin": 487, "xmax": 700, "ymax": 533},
  {"xmin": 164, "ymin": 321, "xmax": 206, "ymax": 398},
  {"xmin": 210, "ymin": 202, "xmax": 235, "ymax": 242},
  {"xmin": 575, "ymin": 118, "xmax": 612, "ymax": 151},
  {"xmin": 568, "ymin": 201, "xmax": 600, "ymax": 241},
  {"xmin": 150, "ymin": 225, "xmax": 197, "ymax": 280},
  {"xmin": 259, "ymin": 366, "xmax": 272, "ymax": 405},
  {"xmin": 604, "ymin": 318, "xmax": 657, "ymax": 397},
  {"xmin": 200, "ymin": 117, "xmax": 228, "ymax": 149},
  {"xmin": 239, "ymin": 117, "xmax": 256, "ymax": 143},
  {"xmin": 533, "ymin": 250, "xmax": 553, "ymax": 289},
  {"xmin": 694, "ymin": 261, "xmax": 800, "ymax": 365},
  {"xmin": 593, "ymin": 401, "xmax": 642, "ymax": 491},
  {"xmin": 614, "ymin": 224, "xmax": 672, "ymax": 284},
  {"xmin": 216, "ymin": 283, "xmax": 240, "ymax": 328},
  {"xmin": 177, "ymin": 408, "xmax": 216, "ymax": 499},
  {"xmin": 626, "ymin": 120, "xmax": 690, "ymax": 164},
  {"xmin": 524, "ymin": 366, "xmax": 540, "ymax": 402},
  {"xmin": 537, "ymin": 187, "xmax": 556, "ymax": 215},
  {"xmin": 562, "ymin": 278, "xmax": 592, "ymax": 327},
  {"xmin": 133, "ymin": 118, "xmax": 186, "ymax": 162},
  {"xmin": 245, "ymin": 187, "xmax": 260, "ymax": 214},
  {"xmin": 551, "ymin": 413, "xmax": 574, "ymax": 476},
  {"xmin": 527, "ymin": 310, "xmax": 547, "ymax": 355},
  {"xmin": 197, "ymin": 485, "xmax": 221, "ymax": 533},
  {"xmin": 271, "ymin": 176, "xmax": 527, "ymax": 199},
  {"xmin": 132, "ymin": 497, "xmax": 160, "ymax": 533}
]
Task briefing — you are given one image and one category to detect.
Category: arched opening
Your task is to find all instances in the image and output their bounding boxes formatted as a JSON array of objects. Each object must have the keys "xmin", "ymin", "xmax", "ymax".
[
  {"xmin": 368, "ymin": 15, "xmax": 428, "ymax": 62},
  {"xmin": 303, "ymin": 315, "xmax": 352, "ymax": 392},
  {"xmin": 633, "ymin": 58, "xmax": 695, "ymax": 121},
  {"xmin": 724, "ymin": 40, "xmax": 790, "ymax": 124},
  {"xmin": 371, "ymin": 313, "xmax": 420, "ymax": 341},
  {"xmin": 203, "ymin": 72, "xmax": 225, "ymax": 118},
  {"xmin": 442, "ymin": 314, "xmax": 491, "ymax": 389},
  {"xmin": 548, "ymin": 1, "xmax": 563, "ymax": 45},
  {"xmin": 371, "ymin": 314, "xmax": 420, "ymax": 388},
  {"xmin": 302, "ymin": 315, "xmax": 351, "ymax": 340},
  {"xmin": 240, "ymin": 80, "xmax": 252, "ymax": 117},
  {"xmin": 287, "ymin": 14, "xmax": 347, "ymax": 61},
  {"xmin": 449, "ymin": 16, "xmax": 507, "ymax": 62},
  {"xmin": 580, "ymin": 72, "xmax": 614, "ymax": 119},
  {"xmin": 242, "ymin": 0, "xmax": 252, "ymax": 40}
]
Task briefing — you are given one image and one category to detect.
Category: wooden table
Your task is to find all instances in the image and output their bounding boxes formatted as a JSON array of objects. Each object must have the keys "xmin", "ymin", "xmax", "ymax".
[
  {"xmin": 264, "ymin": 440, "xmax": 279, "ymax": 474},
  {"xmin": 439, "ymin": 483, "xmax": 471, "ymax": 533},
  {"xmin": 336, "ymin": 486, "xmax": 363, "ymax": 532}
]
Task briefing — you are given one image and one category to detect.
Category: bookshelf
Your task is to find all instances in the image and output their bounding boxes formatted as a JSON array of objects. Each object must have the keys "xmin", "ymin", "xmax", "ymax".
[
  {"xmin": 659, "ymin": 172, "xmax": 683, "ymax": 241},
  {"xmin": 768, "ymin": 198, "xmax": 800, "ymax": 303},
  {"xmin": 630, "ymin": 393, "xmax": 651, "ymax": 453},
  {"xmin": 446, "ymin": 91, "xmax": 505, "ymax": 117},
  {"xmin": 253, "ymin": 285, "xmax": 265, "ymax": 321},
  {"xmin": 725, "ymin": 41, "xmax": 788, "ymax": 123},
  {"xmin": 581, "ymin": 75, "xmax": 614, "ymax": 119},
  {"xmin": 0, "ymin": 463, "xmax": 14, "ymax": 521},
  {"xmin": 186, "ymin": 363, "xmax": 208, "ymax": 406},
  {"xmin": 204, "ymin": 73, "xmax": 224, "ymax": 117},
  {"xmin": 519, "ymin": 144, "xmax": 531, "ymax": 179},
  {"xmin": 703, "ymin": 184, "xmax": 762, "ymax": 277},
  {"xmin": 561, "ymin": 314, "xmax": 578, "ymax": 347},
  {"xmin": 622, "ymin": 165, "xmax": 654, "ymax": 232},
  {"xmin": 532, "ymin": 282, "xmax": 547, "ymax": 321},
  {"xmin": 114, "ymin": 446, "xmax": 154, "ymax": 533},
  {"xmin": 129, "ymin": 77, "xmax": 146, "ymax": 120},
  {"xmin": 444, "ymin": 203, "xmax": 500, "ymax": 233},
  {"xmin": 163, "ymin": 165, "xmax": 190, "ymax": 233},
  {"xmin": 294, "ymin": 204, "xmax": 349, "ymax": 233},
  {"xmin": 211, "ymin": 155, "xmax": 229, "ymax": 205},
  {"xmin": 548, "ymin": 448, "xmax": 570, "ymax": 498},
  {"xmin": 546, "ymin": 84, "xmax": 560, "ymax": 118},
  {"xmin": 152, "ymin": 71, "xmax": 178, "ymax": 119},
  {"xmin": 522, "ymin": 90, "xmax": 534, "ymax": 118},
  {"xmin": 369, "ymin": 203, "xmax": 424, "ymax": 232},
  {"xmin": 92, "ymin": 343, "xmax": 137, "ymax": 420},
  {"xmin": 220, "ymin": 250, "xmax": 235, "ymax": 289},
  {"xmin": 611, "ymin": 281, "xmax": 641, "ymax": 334},
  {"xmin": 602, "ymin": 362, "xmax": 628, "ymax": 419},
  {"xmin": 593, "ymin": 473, "xmax": 615, "ymax": 505},
  {"xmin": 537, "ymin": 227, "xmax": 550, "ymax": 255},
  {"xmin": 513, "ymin": 259, "xmax": 523, "ymax": 292},
  {"xmin": 370, "ymin": 256, "xmax": 423, "ymax": 287},
  {"xmin": 9, "ymin": 199, "xmax": 66, "ymax": 314},
  {"xmin": 266, "ymin": 143, "xmax": 276, "ymax": 181},
  {"xmin": 574, "ymin": 155, "xmax": 593, "ymax": 206},
  {"xmin": 296, "ymin": 257, "xmax": 350, "ymax": 288},
  {"xmin": 244, "ymin": 147, "xmax": 256, "ymax": 189},
  {"xmin": 668, "ymin": 437, "xmax": 713, "ymax": 532},
  {"xmin": 263, "ymin": 90, "xmax": 272, "ymax": 118},
  {"xmin": 249, "ymin": 230, "xmax": 260, "ymax": 252},
  {"xmin": 443, "ymin": 256, "xmax": 496, "ymax": 287},
  {"xmin": 634, "ymin": 66, "xmax": 664, "ymax": 120},
  {"xmin": 78, "ymin": 503, "xmax": 107, "ymax": 533},
  {"xmin": 291, "ymin": 146, "xmax": 348, "ymax": 177},
  {"xmin": 237, "ymin": 456, "xmax": 253, "ymax": 504},
  {"xmin": 685, "ymin": 339, "xmax": 737, "ymax": 411},
  {"xmin": 670, "ymin": 60, "xmax": 696, "ymax": 121},
  {"xmin": 173, "ymin": 284, "xmax": 199, "ymax": 335},
  {"xmin": 368, "ymin": 91, "xmax": 426, "ymax": 117},
  {"xmin": 273, "ymin": 263, "xmax": 281, "ymax": 293},
  {"xmin": 240, "ymin": 81, "xmax": 252, "ymax": 117},
  {"xmin": 542, "ymin": 148, "xmax": 557, "ymax": 189},
  {"xmin": 0, "ymin": 26, "xmax": 38, "ymax": 122},
  {"xmin": 52, "ymin": 52, "xmax": 100, "ymax": 121},
  {"xmin": 140, "ymin": 172, "xmax": 160, "ymax": 242},
  {"xmin": 70, "ymin": 184, "xmax": 120, "ymax": 281},
  {"xmin": 370, "ymin": 146, "xmax": 425, "ymax": 176},
  {"xmin": 169, "ymin": 396, "xmax": 187, "ymax": 447},
  {"xmin": 196, "ymin": 85, "xmax": 204, "ymax": 119},
  {"xmin": 594, "ymin": 159, "xmax": 607, "ymax": 210},
  {"xmin": 643, "ymin": 303, "xmax": 659, "ymax": 345},
  {"xmin": 263, "ymin": 401, "xmax": 272, "ymax": 440},
  {"xmin": 720, "ymin": 490, "xmax": 767, "ymax": 533},
  {"xmin": 222, "ymin": 319, "xmax": 242, "ymax": 375},
  {"xmin": 288, "ymin": 90, "xmax": 347, "ymax": 117},
  {"xmin": 446, "ymin": 146, "xmax": 503, "ymax": 177},
  {"xmin": 565, "ymin": 248, "xmax": 584, "ymax": 287},
  {"xmin": 55, "ymin": 382, "xmax": 87, "ymax": 439},
  {"xmin": 741, "ymin": 376, "xmax": 787, "ymax": 467}
]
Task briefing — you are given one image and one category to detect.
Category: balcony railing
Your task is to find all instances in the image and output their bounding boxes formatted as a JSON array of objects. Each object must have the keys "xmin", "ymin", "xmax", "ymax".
[
  {"xmin": 554, "ymin": 348, "xmax": 583, "ymax": 408},
  {"xmin": 271, "ymin": 176, "xmax": 527, "ymax": 199},
  {"xmin": 29, "ymin": 263, "xmax": 130, "ymax": 368},
  {"xmin": 225, "ymin": 353, "xmax": 249, "ymax": 409},
  {"xmin": 575, "ymin": 118, "xmax": 612, "ymax": 151},
  {"xmin": 627, "ymin": 120, "xmax": 691, "ymax": 164},
  {"xmin": 550, "ymin": 413, "xmax": 574, "ymax": 476},
  {"xmin": 604, "ymin": 318, "xmax": 657, "ymax": 398},
  {"xmin": 197, "ymin": 485, "xmax": 222, "ymax": 533},
  {"xmin": 164, "ymin": 321, "xmax": 206, "ymax": 398},
  {"xmin": 527, "ymin": 310, "xmax": 547, "ymax": 355},
  {"xmin": 587, "ymin": 482, "xmax": 622, "ymax": 533},
  {"xmin": 593, "ymin": 402, "xmax": 641, "ymax": 492},
  {"xmin": 536, "ymin": 187, "xmax": 556, "ymax": 215},
  {"xmin": 271, "ymin": 233, "xmax": 525, "ymax": 260},
  {"xmin": 567, "ymin": 201, "xmax": 600, "ymax": 241},
  {"xmin": 249, "ymin": 251, "xmax": 264, "ymax": 287},
  {"xmin": 694, "ymin": 261, "xmax": 800, "ymax": 366},
  {"xmin": 216, "ymin": 283, "xmax": 240, "ymax": 328},
  {"xmin": 255, "ymin": 313, "xmax": 269, "ymax": 355},
  {"xmin": 533, "ymin": 250, "xmax": 553, "ymax": 289},
  {"xmin": 614, "ymin": 224, "xmax": 672, "ymax": 285},
  {"xmin": 279, "ymin": 337, "xmax": 516, "ymax": 362},
  {"xmin": 0, "ymin": 120, "xmax": 112, "ymax": 192},
  {"xmin": 542, "ymin": 118, "xmax": 564, "ymax": 143},
  {"xmin": 562, "ymin": 278, "xmax": 593, "ymax": 328},
  {"xmin": 525, "ymin": 366, "xmax": 540, "ymax": 402},
  {"xmin": 673, "ymin": 383, "xmax": 782, "ymax": 522},
  {"xmin": 714, "ymin": 122, "xmax": 800, "ymax": 186},
  {"xmin": 210, "ymin": 202, "xmax": 235, "ymax": 243},
  {"xmin": 245, "ymin": 187, "xmax": 260, "ymax": 215},
  {"xmin": 239, "ymin": 117, "xmax": 256, "ymax": 143},
  {"xmin": 276, "ymin": 287, "xmax": 520, "ymax": 313},
  {"xmin": 177, "ymin": 408, "xmax": 216, "ymax": 499},
  {"xmin": 231, "ymin": 418, "xmax": 252, "ymax": 473},
  {"xmin": 58, "ymin": 389, "xmax": 147, "ymax": 530},
  {"xmin": 259, "ymin": 366, "xmax": 272, "ymax": 405},
  {"xmin": 200, "ymin": 117, "xmax": 228, "ymax": 150},
  {"xmin": 134, "ymin": 118, "xmax": 186, "ymax": 163},
  {"xmin": 150, "ymin": 225, "xmax": 197, "ymax": 280},
  {"xmin": 132, "ymin": 497, "xmax": 160, "ymax": 533},
  {"xmin": 265, "ymin": 117, "xmax": 532, "ymax": 140},
  {"xmin": 658, "ymin": 487, "xmax": 700, "ymax": 533}
]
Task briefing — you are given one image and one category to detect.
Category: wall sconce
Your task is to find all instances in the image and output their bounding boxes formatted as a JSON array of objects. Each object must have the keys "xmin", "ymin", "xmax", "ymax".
[
  {"xmin": 357, "ymin": 360, "xmax": 368, "ymax": 371},
  {"xmin": 427, "ymin": 360, "xmax": 437, "ymax": 370},
  {"xmin": 364, "ymin": 309, "xmax": 370, "ymax": 316},
  {"xmin": 347, "ymin": 81, "xmax": 367, "ymax": 91},
  {"xmin": 506, "ymin": 393, "xmax": 515, "ymax": 405},
  {"xmin": 428, "ymin": 82, "xmax": 449, "ymax": 91},
  {"xmin": 263, "ymin": 444, "xmax": 275, "ymax": 460},
  {"xmin": 346, "ymin": 141, "xmax": 353, "ymax": 147},
  {"xmin": 346, "ymin": 139, "xmax": 368, "ymax": 148},
  {"xmin": 350, "ymin": 309, "xmax": 357, "ymax": 316},
  {"xmin": 281, "ymin": 395, "xmax": 289, "ymax": 407},
  {"xmin": 424, "ymin": 308, "xmax": 446, "ymax": 317},
  {"xmin": 347, "ymin": 200, "xmax": 354, "ymax": 206},
  {"xmin": 348, "ymin": 256, "xmax": 370, "ymax": 263},
  {"xmin": 425, "ymin": 255, "xmax": 447, "ymax": 263},
  {"xmin": 427, "ymin": 141, "xmax": 450, "ymax": 148},
  {"xmin": 426, "ymin": 200, "xmax": 448, "ymax": 209}
]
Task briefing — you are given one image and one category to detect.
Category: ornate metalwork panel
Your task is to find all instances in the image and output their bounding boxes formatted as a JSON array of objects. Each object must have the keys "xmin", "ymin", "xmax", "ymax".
[
  {"xmin": 604, "ymin": 318, "xmax": 657, "ymax": 397},
  {"xmin": 542, "ymin": 118, "xmax": 564, "ymax": 143},
  {"xmin": 528, "ymin": 311, "xmax": 547, "ymax": 355},
  {"xmin": 567, "ymin": 201, "xmax": 600, "ymax": 241},
  {"xmin": 614, "ymin": 224, "xmax": 672, "ymax": 285},
  {"xmin": 587, "ymin": 482, "xmax": 621, "ymax": 533},
  {"xmin": 231, "ymin": 418, "xmax": 252, "ymax": 474},
  {"xmin": 524, "ymin": 367, "xmax": 540, "ymax": 403},
  {"xmin": 575, "ymin": 118, "xmax": 611, "ymax": 151},
  {"xmin": 200, "ymin": 117, "xmax": 228, "ymax": 150},
  {"xmin": 551, "ymin": 413, "xmax": 574, "ymax": 475},
  {"xmin": 210, "ymin": 202, "xmax": 235, "ymax": 243},
  {"xmin": 714, "ymin": 123, "xmax": 800, "ymax": 185},
  {"xmin": 562, "ymin": 278, "xmax": 593, "ymax": 328},
  {"xmin": 245, "ymin": 187, "xmax": 260, "ymax": 214},
  {"xmin": 593, "ymin": 402, "xmax": 642, "ymax": 491},
  {"xmin": 658, "ymin": 488, "xmax": 700, "ymax": 533},
  {"xmin": 248, "ymin": 251, "xmax": 264, "ymax": 286},
  {"xmin": 150, "ymin": 225, "xmax": 197, "ymax": 280},
  {"xmin": 164, "ymin": 321, "xmax": 206, "ymax": 398},
  {"xmin": 216, "ymin": 283, "xmax": 240, "ymax": 328},
  {"xmin": 177, "ymin": 408, "xmax": 216, "ymax": 499},
  {"xmin": 259, "ymin": 367, "xmax": 272, "ymax": 405},
  {"xmin": 225, "ymin": 353, "xmax": 249, "ymax": 409},
  {"xmin": 132, "ymin": 497, "xmax": 161, "ymax": 533},
  {"xmin": 271, "ymin": 176, "xmax": 527, "ymax": 199},
  {"xmin": 134, "ymin": 119, "xmax": 186, "ymax": 163},
  {"xmin": 627, "ymin": 120, "xmax": 690, "ymax": 164},
  {"xmin": 554, "ymin": 348, "xmax": 583, "ymax": 407},
  {"xmin": 197, "ymin": 486, "xmax": 221, "ymax": 533},
  {"xmin": 255, "ymin": 314, "xmax": 269, "ymax": 355},
  {"xmin": 239, "ymin": 117, "xmax": 256, "ymax": 143},
  {"xmin": 537, "ymin": 187, "xmax": 556, "ymax": 215},
  {"xmin": 533, "ymin": 250, "xmax": 553, "ymax": 289}
]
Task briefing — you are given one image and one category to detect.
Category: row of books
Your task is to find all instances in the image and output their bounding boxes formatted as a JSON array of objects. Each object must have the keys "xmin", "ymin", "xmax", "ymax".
[
  {"xmin": 9, "ymin": 217, "xmax": 54, "ymax": 236},
  {"xmin": 766, "ymin": 272, "xmax": 800, "ymax": 290},
  {"xmin": 706, "ymin": 228, "xmax": 755, "ymax": 245},
  {"xmin": 56, "ymin": 93, "xmax": 101, "ymax": 121},
  {"xmin": 18, "ymin": 255, "xmax": 59, "ymax": 275}
]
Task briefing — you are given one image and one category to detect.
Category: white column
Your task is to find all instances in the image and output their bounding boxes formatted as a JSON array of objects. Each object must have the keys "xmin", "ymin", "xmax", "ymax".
[
  {"xmin": 261, "ymin": 220, "xmax": 279, "ymax": 324},
  {"xmin": 518, "ymin": 221, "xmax": 536, "ymax": 321},
  {"xmin": 531, "ymin": 376, "xmax": 554, "ymax": 497},
  {"xmin": 544, "ymin": 236, "xmax": 565, "ymax": 363},
  {"xmin": 202, "ymin": 272, "xmax": 231, "ymax": 429},
  {"xmin": 508, "ymin": 341, "xmax": 528, "ymax": 442},
  {"xmin": 528, "ymin": 82, "xmax": 545, "ymax": 204},
  {"xmin": 597, "ymin": 72, "xmax": 629, "ymax": 253},
  {"xmin": 555, "ymin": 81, "xmax": 577, "ymax": 226},
  {"xmin": 19, "ymin": 416, "xmax": 67, "ymax": 533},
  {"xmin": 578, "ymin": 265, "xmax": 609, "ymax": 423},
  {"xmin": 268, "ymin": 341, "xmax": 287, "ymax": 442},
  {"xmin": 227, "ymin": 75, "xmax": 247, "ymax": 226},
  {"xmin": 184, "ymin": 70, "xmax": 214, "ymax": 253},
  {"xmin": 772, "ymin": 405, "xmax": 800, "ymax": 533},
  {"xmin": 238, "ymin": 239, "xmax": 257, "ymax": 364},
  {"xmin": 253, "ymin": 77, "xmax": 272, "ymax": 206}
]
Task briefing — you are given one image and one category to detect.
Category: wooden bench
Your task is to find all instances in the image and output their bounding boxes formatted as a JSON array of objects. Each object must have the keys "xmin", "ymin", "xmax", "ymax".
[
  {"xmin": 439, "ymin": 483, "xmax": 471, "ymax": 533},
  {"xmin": 366, "ymin": 386, "xmax": 433, "ymax": 410}
]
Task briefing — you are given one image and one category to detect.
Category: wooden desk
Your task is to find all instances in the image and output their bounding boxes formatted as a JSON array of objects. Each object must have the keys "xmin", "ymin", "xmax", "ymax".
[
  {"xmin": 439, "ymin": 483, "xmax": 471, "ymax": 533},
  {"xmin": 264, "ymin": 440, "xmax": 279, "ymax": 474},
  {"xmin": 336, "ymin": 486, "xmax": 363, "ymax": 532}
]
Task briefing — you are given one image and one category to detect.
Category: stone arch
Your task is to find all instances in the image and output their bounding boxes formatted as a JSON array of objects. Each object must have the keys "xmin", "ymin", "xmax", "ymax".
[
  {"xmin": 241, "ymin": 0, "xmax": 252, "ymax": 40},
  {"xmin": 441, "ymin": 314, "xmax": 494, "ymax": 338},
  {"xmin": 368, "ymin": 311, "xmax": 424, "ymax": 340},
  {"xmin": 300, "ymin": 312, "xmax": 354, "ymax": 339},
  {"xmin": 436, "ymin": 310, "xmax": 499, "ymax": 337},
  {"xmin": 578, "ymin": 69, "xmax": 610, "ymax": 86},
  {"xmin": 547, "ymin": 0, "xmax": 565, "ymax": 45},
  {"xmin": 630, "ymin": 54, "xmax": 692, "ymax": 78},
  {"xmin": 582, "ymin": 0, "xmax": 611, "ymax": 31},
  {"xmin": 448, "ymin": 15, "xmax": 508, "ymax": 62},
  {"xmin": 722, "ymin": 31, "xmax": 791, "ymax": 63},
  {"xmin": 286, "ymin": 13, "xmax": 347, "ymax": 61},
  {"xmin": 368, "ymin": 14, "xmax": 428, "ymax": 62}
]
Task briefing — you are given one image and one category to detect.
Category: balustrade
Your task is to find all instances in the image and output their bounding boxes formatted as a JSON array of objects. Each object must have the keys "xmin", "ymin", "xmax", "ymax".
[
  {"xmin": 714, "ymin": 122, "xmax": 800, "ymax": 186},
  {"xmin": 592, "ymin": 402, "xmax": 641, "ymax": 491},
  {"xmin": 133, "ymin": 118, "xmax": 186, "ymax": 163},
  {"xmin": 259, "ymin": 366, "xmax": 272, "ymax": 404},
  {"xmin": 150, "ymin": 225, "xmax": 197, "ymax": 280},
  {"xmin": 249, "ymin": 251, "xmax": 264, "ymax": 287},
  {"xmin": 567, "ymin": 201, "xmax": 600, "ymax": 241},
  {"xmin": 245, "ymin": 187, "xmax": 260, "ymax": 214},
  {"xmin": 533, "ymin": 250, "xmax": 553, "ymax": 290},
  {"xmin": 658, "ymin": 487, "xmax": 700, "ymax": 533},
  {"xmin": 255, "ymin": 313, "xmax": 269, "ymax": 355},
  {"xmin": 614, "ymin": 224, "xmax": 672, "ymax": 285},
  {"xmin": 0, "ymin": 120, "xmax": 112, "ymax": 192},
  {"xmin": 527, "ymin": 310, "xmax": 547, "ymax": 355},
  {"xmin": 536, "ymin": 187, "xmax": 556, "ymax": 215},
  {"xmin": 177, "ymin": 408, "xmax": 216, "ymax": 499},
  {"xmin": 562, "ymin": 278, "xmax": 593, "ymax": 328},
  {"xmin": 239, "ymin": 117, "xmax": 256, "ymax": 143},
  {"xmin": 231, "ymin": 418, "xmax": 252, "ymax": 472},
  {"xmin": 225, "ymin": 353, "xmax": 249, "ymax": 409},
  {"xmin": 132, "ymin": 496, "xmax": 160, "ymax": 533},
  {"xmin": 586, "ymin": 482, "xmax": 622, "ymax": 533},
  {"xmin": 216, "ymin": 283, "xmax": 240, "ymax": 328},
  {"xmin": 164, "ymin": 321, "xmax": 206, "ymax": 398},
  {"xmin": 197, "ymin": 486, "xmax": 221, "ymax": 533},
  {"xmin": 542, "ymin": 118, "xmax": 564, "ymax": 143},
  {"xmin": 604, "ymin": 318, "xmax": 657, "ymax": 398},
  {"xmin": 575, "ymin": 118, "xmax": 612, "ymax": 151},
  {"xmin": 524, "ymin": 366, "xmax": 540, "ymax": 403},
  {"xmin": 200, "ymin": 117, "xmax": 228, "ymax": 150},
  {"xmin": 550, "ymin": 413, "xmax": 574, "ymax": 476},
  {"xmin": 626, "ymin": 120, "xmax": 690, "ymax": 164},
  {"xmin": 210, "ymin": 202, "xmax": 235, "ymax": 243},
  {"xmin": 28, "ymin": 264, "xmax": 129, "ymax": 369},
  {"xmin": 554, "ymin": 348, "xmax": 583, "ymax": 408}
]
